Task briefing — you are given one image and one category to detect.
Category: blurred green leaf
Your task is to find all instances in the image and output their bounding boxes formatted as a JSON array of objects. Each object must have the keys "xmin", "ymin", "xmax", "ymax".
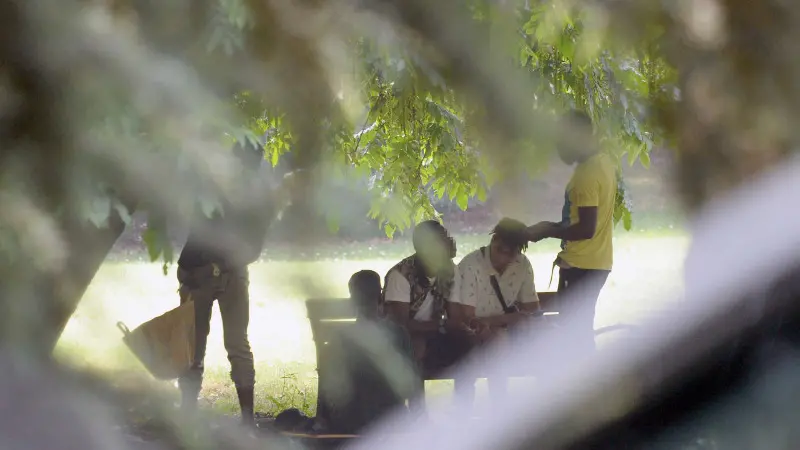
[
  {"xmin": 639, "ymin": 148, "xmax": 651, "ymax": 169},
  {"xmin": 456, "ymin": 191, "xmax": 469, "ymax": 211},
  {"xmin": 141, "ymin": 0, "xmax": 669, "ymax": 240},
  {"xmin": 622, "ymin": 208, "xmax": 632, "ymax": 231},
  {"xmin": 142, "ymin": 228, "xmax": 162, "ymax": 263},
  {"xmin": 142, "ymin": 216, "xmax": 173, "ymax": 270},
  {"xmin": 326, "ymin": 215, "xmax": 340, "ymax": 234},
  {"xmin": 627, "ymin": 148, "xmax": 638, "ymax": 166},
  {"xmin": 476, "ymin": 183, "xmax": 488, "ymax": 202},
  {"xmin": 384, "ymin": 223, "xmax": 397, "ymax": 238}
]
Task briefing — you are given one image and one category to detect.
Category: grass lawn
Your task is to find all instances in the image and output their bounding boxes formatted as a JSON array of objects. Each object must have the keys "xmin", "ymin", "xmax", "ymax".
[{"xmin": 55, "ymin": 231, "xmax": 689, "ymax": 417}]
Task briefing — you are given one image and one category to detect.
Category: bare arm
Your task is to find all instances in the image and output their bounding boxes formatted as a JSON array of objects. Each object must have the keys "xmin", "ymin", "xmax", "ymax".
[
  {"xmin": 549, "ymin": 206, "xmax": 597, "ymax": 240},
  {"xmin": 385, "ymin": 301, "xmax": 440, "ymax": 335},
  {"xmin": 528, "ymin": 206, "xmax": 598, "ymax": 242}
]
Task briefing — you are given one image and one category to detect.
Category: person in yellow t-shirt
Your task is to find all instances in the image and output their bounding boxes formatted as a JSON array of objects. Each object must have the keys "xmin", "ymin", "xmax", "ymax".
[{"xmin": 526, "ymin": 111, "xmax": 617, "ymax": 353}]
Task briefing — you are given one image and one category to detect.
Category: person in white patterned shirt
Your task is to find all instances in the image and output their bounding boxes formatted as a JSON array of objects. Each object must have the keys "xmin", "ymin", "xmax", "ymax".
[{"xmin": 452, "ymin": 218, "xmax": 541, "ymax": 408}]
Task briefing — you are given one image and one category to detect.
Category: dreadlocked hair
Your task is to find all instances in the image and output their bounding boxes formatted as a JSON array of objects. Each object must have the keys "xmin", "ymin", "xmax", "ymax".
[{"xmin": 491, "ymin": 217, "xmax": 529, "ymax": 252}]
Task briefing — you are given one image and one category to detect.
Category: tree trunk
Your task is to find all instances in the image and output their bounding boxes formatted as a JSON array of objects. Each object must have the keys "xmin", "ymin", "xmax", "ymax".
[{"xmin": 38, "ymin": 210, "xmax": 130, "ymax": 354}]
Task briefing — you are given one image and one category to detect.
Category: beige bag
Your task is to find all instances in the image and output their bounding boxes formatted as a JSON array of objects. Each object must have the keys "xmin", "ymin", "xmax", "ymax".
[{"xmin": 117, "ymin": 300, "xmax": 196, "ymax": 380}]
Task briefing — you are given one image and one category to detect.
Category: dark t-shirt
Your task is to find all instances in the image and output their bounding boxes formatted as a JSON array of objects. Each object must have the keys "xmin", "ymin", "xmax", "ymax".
[{"xmin": 178, "ymin": 188, "xmax": 276, "ymax": 269}]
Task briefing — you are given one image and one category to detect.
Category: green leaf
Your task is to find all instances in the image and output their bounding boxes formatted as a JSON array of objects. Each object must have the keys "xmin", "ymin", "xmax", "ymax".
[
  {"xmin": 385, "ymin": 223, "xmax": 397, "ymax": 238},
  {"xmin": 622, "ymin": 208, "xmax": 633, "ymax": 231},
  {"xmin": 559, "ymin": 35, "xmax": 575, "ymax": 61},
  {"xmin": 476, "ymin": 183, "xmax": 488, "ymax": 202},
  {"xmin": 142, "ymin": 228, "xmax": 163, "ymax": 262},
  {"xmin": 271, "ymin": 150, "xmax": 280, "ymax": 167},
  {"xmin": 639, "ymin": 147, "xmax": 651, "ymax": 169},
  {"xmin": 326, "ymin": 215, "xmax": 340, "ymax": 234},
  {"xmin": 142, "ymin": 216, "xmax": 173, "ymax": 270},
  {"xmin": 456, "ymin": 191, "xmax": 469, "ymax": 211}
]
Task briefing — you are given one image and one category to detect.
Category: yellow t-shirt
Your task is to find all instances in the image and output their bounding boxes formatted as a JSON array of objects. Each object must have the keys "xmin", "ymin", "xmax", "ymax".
[{"xmin": 557, "ymin": 153, "xmax": 617, "ymax": 270}]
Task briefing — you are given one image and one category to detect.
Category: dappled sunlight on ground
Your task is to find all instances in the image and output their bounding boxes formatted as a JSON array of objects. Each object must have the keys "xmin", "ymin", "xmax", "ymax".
[{"xmin": 56, "ymin": 234, "xmax": 688, "ymax": 413}]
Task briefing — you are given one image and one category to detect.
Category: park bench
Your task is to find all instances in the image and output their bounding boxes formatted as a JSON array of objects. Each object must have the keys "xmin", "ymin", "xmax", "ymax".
[
  {"xmin": 306, "ymin": 293, "xmax": 639, "ymax": 432},
  {"xmin": 307, "ymin": 292, "xmax": 560, "ymax": 426}
]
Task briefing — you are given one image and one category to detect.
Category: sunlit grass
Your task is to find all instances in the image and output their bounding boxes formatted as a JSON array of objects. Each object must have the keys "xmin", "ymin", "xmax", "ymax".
[{"xmin": 55, "ymin": 232, "xmax": 689, "ymax": 416}]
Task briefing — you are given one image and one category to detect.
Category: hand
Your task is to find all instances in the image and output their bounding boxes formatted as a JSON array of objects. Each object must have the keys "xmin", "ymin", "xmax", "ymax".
[
  {"xmin": 526, "ymin": 221, "xmax": 558, "ymax": 242},
  {"xmin": 468, "ymin": 318, "xmax": 491, "ymax": 336},
  {"xmin": 464, "ymin": 319, "xmax": 494, "ymax": 344}
]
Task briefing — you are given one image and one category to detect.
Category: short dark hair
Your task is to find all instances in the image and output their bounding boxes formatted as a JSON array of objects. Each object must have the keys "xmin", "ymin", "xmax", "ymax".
[
  {"xmin": 491, "ymin": 218, "xmax": 529, "ymax": 252},
  {"xmin": 348, "ymin": 270, "xmax": 382, "ymax": 316}
]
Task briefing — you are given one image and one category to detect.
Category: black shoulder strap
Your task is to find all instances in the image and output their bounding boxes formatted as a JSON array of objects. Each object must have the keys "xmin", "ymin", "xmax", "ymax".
[{"xmin": 481, "ymin": 247, "xmax": 518, "ymax": 315}]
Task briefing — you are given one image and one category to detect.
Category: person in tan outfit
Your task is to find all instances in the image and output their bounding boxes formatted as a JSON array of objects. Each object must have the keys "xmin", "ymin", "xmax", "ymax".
[{"xmin": 177, "ymin": 141, "xmax": 292, "ymax": 426}]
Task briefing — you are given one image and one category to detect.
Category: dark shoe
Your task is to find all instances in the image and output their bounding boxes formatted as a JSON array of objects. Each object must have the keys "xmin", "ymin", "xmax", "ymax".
[
  {"xmin": 179, "ymin": 379, "xmax": 202, "ymax": 411},
  {"xmin": 236, "ymin": 386, "xmax": 255, "ymax": 426}
]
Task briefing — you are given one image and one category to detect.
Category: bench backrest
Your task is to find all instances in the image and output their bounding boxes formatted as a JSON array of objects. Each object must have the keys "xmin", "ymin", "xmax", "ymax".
[{"xmin": 306, "ymin": 298, "xmax": 358, "ymax": 347}]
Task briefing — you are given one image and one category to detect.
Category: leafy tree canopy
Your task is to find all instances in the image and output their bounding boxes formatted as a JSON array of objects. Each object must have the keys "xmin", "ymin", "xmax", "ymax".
[{"xmin": 80, "ymin": 0, "xmax": 677, "ymax": 266}]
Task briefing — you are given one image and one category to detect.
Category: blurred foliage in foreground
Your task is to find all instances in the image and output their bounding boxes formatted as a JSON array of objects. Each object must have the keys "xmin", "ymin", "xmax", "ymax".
[
  {"xmin": 2, "ymin": 0, "xmax": 800, "ymax": 448},
  {"xmin": 94, "ymin": 0, "xmax": 671, "ymax": 252},
  {"xmin": 1, "ymin": 0, "xmax": 792, "ymax": 351}
]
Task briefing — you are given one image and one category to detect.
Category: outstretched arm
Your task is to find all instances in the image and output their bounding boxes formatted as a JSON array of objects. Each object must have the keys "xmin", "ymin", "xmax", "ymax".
[{"xmin": 527, "ymin": 206, "xmax": 597, "ymax": 242}]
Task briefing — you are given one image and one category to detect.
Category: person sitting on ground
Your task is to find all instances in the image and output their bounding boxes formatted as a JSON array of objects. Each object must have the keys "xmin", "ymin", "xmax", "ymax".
[
  {"xmin": 320, "ymin": 270, "xmax": 416, "ymax": 434},
  {"xmin": 382, "ymin": 220, "xmax": 474, "ymax": 411},
  {"xmin": 451, "ymin": 217, "xmax": 542, "ymax": 409}
]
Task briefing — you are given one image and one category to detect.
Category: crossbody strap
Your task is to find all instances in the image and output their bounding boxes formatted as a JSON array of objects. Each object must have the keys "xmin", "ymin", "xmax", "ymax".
[
  {"xmin": 489, "ymin": 275, "xmax": 518, "ymax": 315},
  {"xmin": 481, "ymin": 247, "xmax": 518, "ymax": 315}
]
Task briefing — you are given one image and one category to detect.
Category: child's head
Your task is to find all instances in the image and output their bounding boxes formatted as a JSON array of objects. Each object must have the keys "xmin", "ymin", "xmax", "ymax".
[{"xmin": 348, "ymin": 270, "xmax": 382, "ymax": 319}]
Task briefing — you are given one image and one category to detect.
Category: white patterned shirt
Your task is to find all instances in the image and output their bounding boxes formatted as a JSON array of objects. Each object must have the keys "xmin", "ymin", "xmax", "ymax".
[
  {"xmin": 384, "ymin": 267, "xmax": 461, "ymax": 321},
  {"xmin": 457, "ymin": 247, "xmax": 538, "ymax": 318}
]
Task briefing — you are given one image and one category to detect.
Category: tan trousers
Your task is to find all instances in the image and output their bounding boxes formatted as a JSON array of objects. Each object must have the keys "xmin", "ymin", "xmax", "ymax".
[{"xmin": 177, "ymin": 263, "xmax": 255, "ymax": 393}]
